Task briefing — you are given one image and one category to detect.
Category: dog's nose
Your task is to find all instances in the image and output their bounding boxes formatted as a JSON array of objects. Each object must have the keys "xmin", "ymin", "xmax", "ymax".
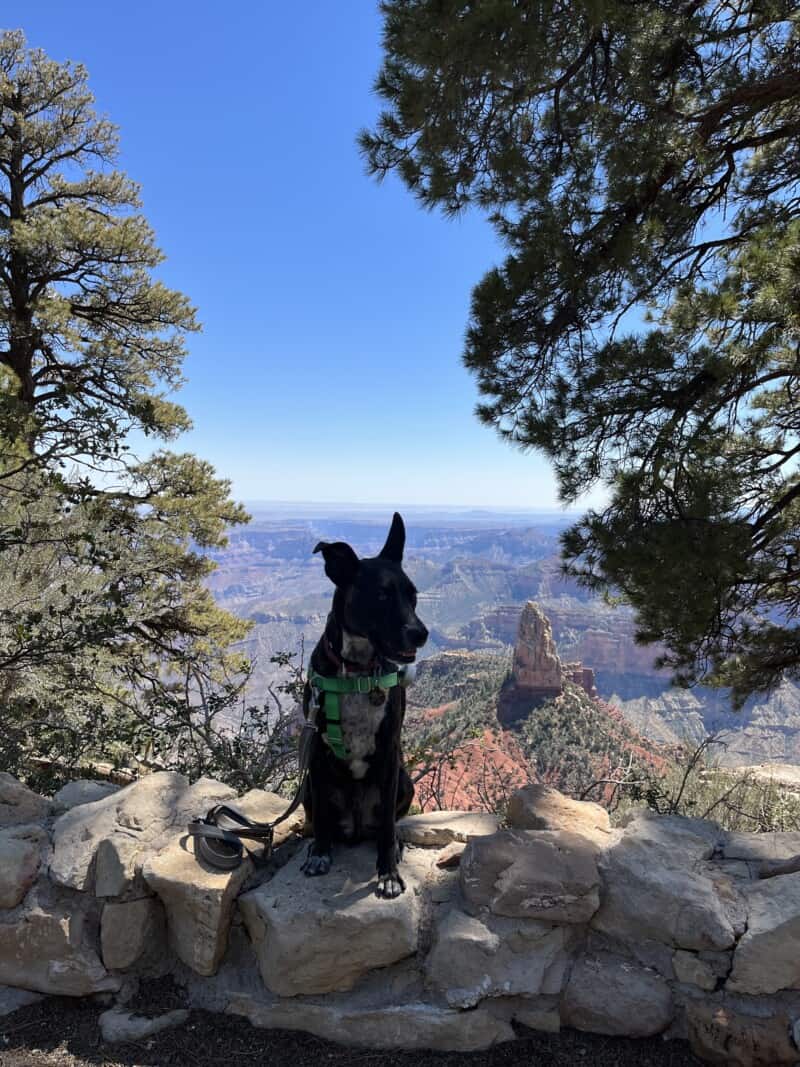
[{"xmin": 407, "ymin": 623, "xmax": 428, "ymax": 648}]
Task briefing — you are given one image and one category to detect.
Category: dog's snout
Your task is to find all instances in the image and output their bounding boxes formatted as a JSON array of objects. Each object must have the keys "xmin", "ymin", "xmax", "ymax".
[{"xmin": 407, "ymin": 622, "xmax": 428, "ymax": 648}]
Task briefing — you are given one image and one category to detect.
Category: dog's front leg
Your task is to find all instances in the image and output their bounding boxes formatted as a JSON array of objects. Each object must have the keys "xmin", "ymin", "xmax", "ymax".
[
  {"xmin": 301, "ymin": 751, "xmax": 334, "ymax": 877},
  {"xmin": 375, "ymin": 738, "xmax": 405, "ymax": 898}
]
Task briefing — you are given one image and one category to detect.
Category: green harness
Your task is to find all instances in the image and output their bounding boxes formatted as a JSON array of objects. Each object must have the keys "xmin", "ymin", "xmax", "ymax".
[{"xmin": 309, "ymin": 669, "xmax": 403, "ymax": 760}]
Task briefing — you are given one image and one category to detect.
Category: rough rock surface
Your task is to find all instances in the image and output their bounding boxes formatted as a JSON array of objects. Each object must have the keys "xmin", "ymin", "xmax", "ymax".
[
  {"xmin": 0, "ymin": 826, "xmax": 43, "ymax": 908},
  {"xmin": 506, "ymin": 783, "xmax": 614, "ymax": 849},
  {"xmin": 0, "ymin": 773, "xmax": 51, "ymax": 827},
  {"xmin": 50, "ymin": 772, "xmax": 235, "ymax": 892},
  {"xmin": 727, "ymin": 872, "xmax": 800, "ymax": 994},
  {"xmin": 232, "ymin": 998, "xmax": 516, "ymax": 1052},
  {"xmin": 592, "ymin": 831, "xmax": 735, "ymax": 951},
  {"xmin": 686, "ymin": 994, "xmax": 800, "ymax": 1066},
  {"xmin": 240, "ymin": 843, "xmax": 430, "ymax": 996},
  {"xmin": 561, "ymin": 952, "xmax": 673, "ymax": 1037},
  {"xmin": 512, "ymin": 601, "xmax": 563, "ymax": 691},
  {"xmin": 101, "ymin": 897, "xmax": 164, "ymax": 971},
  {"xmin": 425, "ymin": 908, "xmax": 572, "ymax": 1008},
  {"xmin": 460, "ymin": 829, "xmax": 600, "ymax": 923},
  {"xmin": 397, "ymin": 810, "xmax": 499, "ymax": 846},
  {"xmin": 99, "ymin": 1008, "xmax": 190, "ymax": 1043},
  {"xmin": 143, "ymin": 835, "xmax": 252, "ymax": 977},
  {"xmin": 0, "ymin": 893, "xmax": 119, "ymax": 996},
  {"xmin": 52, "ymin": 779, "xmax": 119, "ymax": 813}
]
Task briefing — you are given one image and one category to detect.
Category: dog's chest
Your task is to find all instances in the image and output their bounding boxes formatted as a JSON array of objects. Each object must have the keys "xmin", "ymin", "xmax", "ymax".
[{"xmin": 339, "ymin": 691, "xmax": 387, "ymax": 779}]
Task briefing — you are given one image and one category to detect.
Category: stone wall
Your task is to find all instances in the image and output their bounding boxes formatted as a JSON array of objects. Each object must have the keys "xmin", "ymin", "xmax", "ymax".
[{"xmin": 2, "ymin": 770, "xmax": 800, "ymax": 1064}]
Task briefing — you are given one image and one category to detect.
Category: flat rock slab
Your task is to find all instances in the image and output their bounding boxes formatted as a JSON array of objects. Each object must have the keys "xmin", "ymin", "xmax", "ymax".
[
  {"xmin": 425, "ymin": 907, "xmax": 571, "ymax": 1008},
  {"xmin": 722, "ymin": 830, "xmax": 800, "ymax": 863},
  {"xmin": 0, "ymin": 774, "xmax": 51, "ymax": 828},
  {"xmin": 397, "ymin": 811, "xmax": 499, "ymax": 846},
  {"xmin": 99, "ymin": 1008, "xmax": 190, "ymax": 1043},
  {"xmin": 728, "ymin": 872, "xmax": 800, "ymax": 995},
  {"xmin": 561, "ymin": 952, "xmax": 673, "ymax": 1037},
  {"xmin": 143, "ymin": 835, "xmax": 251, "ymax": 977},
  {"xmin": 239, "ymin": 843, "xmax": 431, "ymax": 996},
  {"xmin": 50, "ymin": 772, "xmax": 235, "ymax": 892},
  {"xmin": 230, "ymin": 997, "xmax": 515, "ymax": 1051},
  {"xmin": 460, "ymin": 829, "xmax": 600, "ymax": 923},
  {"xmin": 506, "ymin": 784, "xmax": 614, "ymax": 849}
]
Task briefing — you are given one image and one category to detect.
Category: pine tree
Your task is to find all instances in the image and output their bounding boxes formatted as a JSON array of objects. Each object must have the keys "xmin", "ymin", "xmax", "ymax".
[
  {"xmin": 0, "ymin": 31, "xmax": 251, "ymax": 782},
  {"xmin": 362, "ymin": 1, "xmax": 800, "ymax": 705}
]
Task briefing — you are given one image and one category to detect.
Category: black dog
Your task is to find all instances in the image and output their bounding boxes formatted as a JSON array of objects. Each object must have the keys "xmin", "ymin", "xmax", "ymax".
[{"xmin": 301, "ymin": 512, "xmax": 428, "ymax": 898}]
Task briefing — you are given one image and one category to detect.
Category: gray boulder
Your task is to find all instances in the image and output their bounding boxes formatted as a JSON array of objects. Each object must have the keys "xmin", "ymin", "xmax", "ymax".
[
  {"xmin": 561, "ymin": 952, "xmax": 673, "ymax": 1037},
  {"xmin": 460, "ymin": 829, "xmax": 600, "ymax": 923},
  {"xmin": 728, "ymin": 872, "xmax": 800, "ymax": 995},
  {"xmin": 0, "ymin": 773, "xmax": 51, "ymax": 827},
  {"xmin": 240, "ymin": 843, "xmax": 431, "ymax": 996}
]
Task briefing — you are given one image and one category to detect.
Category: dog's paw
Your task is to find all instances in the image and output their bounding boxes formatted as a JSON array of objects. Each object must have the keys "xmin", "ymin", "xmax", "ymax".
[
  {"xmin": 301, "ymin": 846, "xmax": 331, "ymax": 877},
  {"xmin": 375, "ymin": 870, "xmax": 406, "ymax": 898}
]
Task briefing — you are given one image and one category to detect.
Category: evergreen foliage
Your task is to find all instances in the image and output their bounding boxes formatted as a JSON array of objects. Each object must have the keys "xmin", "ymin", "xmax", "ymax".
[
  {"xmin": 362, "ymin": 1, "xmax": 800, "ymax": 705},
  {"xmin": 0, "ymin": 32, "xmax": 256, "ymax": 785}
]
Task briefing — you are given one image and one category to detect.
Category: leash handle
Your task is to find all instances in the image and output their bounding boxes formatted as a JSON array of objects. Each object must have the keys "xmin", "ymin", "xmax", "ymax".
[{"xmin": 187, "ymin": 721, "xmax": 316, "ymax": 871}]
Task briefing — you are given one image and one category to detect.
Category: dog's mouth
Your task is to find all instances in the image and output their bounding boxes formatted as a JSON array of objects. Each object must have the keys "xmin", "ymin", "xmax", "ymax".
[{"xmin": 389, "ymin": 648, "xmax": 417, "ymax": 664}]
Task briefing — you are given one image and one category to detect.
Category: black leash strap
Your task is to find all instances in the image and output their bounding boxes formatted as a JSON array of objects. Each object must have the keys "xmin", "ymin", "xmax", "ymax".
[{"xmin": 187, "ymin": 720, "xmax": 316, "ymax": 871}]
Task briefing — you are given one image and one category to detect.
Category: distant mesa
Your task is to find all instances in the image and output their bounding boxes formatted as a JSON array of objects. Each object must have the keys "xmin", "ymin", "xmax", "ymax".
[{"xmin": 498, "ymin": 601, "xmax": 597, "ymax": 726}]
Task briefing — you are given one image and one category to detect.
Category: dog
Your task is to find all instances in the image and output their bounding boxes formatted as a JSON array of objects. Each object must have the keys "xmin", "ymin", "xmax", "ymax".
[{"xmin": 301, "ymin": 512, "xmax": 428, "ymax": 898}]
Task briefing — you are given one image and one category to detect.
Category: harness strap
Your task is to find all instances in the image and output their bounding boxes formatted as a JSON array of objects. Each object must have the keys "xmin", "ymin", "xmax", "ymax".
[{"xmin": 309, "ymin": 670, "xmax": 400, "ymax": 761}]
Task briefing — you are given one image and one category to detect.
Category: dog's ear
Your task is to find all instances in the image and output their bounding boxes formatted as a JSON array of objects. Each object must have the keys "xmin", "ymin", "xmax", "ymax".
[
  {"xmin": 378, "ymin": 512, "xmax": 405, "ymax": 563},
  {"xmin": 313, "ymin": 540, "xmax": 360, "ymax": 587}
]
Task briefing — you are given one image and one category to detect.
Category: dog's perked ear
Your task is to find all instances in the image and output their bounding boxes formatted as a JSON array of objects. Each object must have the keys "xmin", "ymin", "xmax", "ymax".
[
  {"xmin": 378, "ymin": 512, "xmax": 405, "ymax": 563},
  {"xmin": 313, "ymin": 540, "xmax": 360, "ymax": 587}
]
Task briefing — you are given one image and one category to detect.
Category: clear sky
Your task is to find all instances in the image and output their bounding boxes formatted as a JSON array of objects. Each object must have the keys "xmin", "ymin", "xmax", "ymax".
[{"xmin": 8, "ymin": 2, "xmax": 606, "ymax": 512}]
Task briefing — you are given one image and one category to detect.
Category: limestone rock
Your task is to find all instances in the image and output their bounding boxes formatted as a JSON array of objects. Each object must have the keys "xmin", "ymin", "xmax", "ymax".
[
  {"xmin": 0, "ymin": 827, "xmax": 43, "ymax": 909},
  {"xmin": 0, "ymin": 985, "xmax": 43, "ymax": 1016},
  {"xmin": 0, "ymin": 773, "xmax": 51, "ymax": 827},
  {"xmin": 728, "ymin": 872, "xmax": 800, "ymax": 994},
  {"xmin": 397, "ymin": 811, "xmax": 499, "ymax": 847},
  {"xmin": 460, "ymin": 829, "xmax": 600, "ymax": 923},
  {"xmin": 686, "ymin": 995, "xmax": 800, "ymax": 1066},
  {"xmin": 0, "ymin": 897, "xmax": 119, "ymax": 996},
  {"xmin": 435, "ymin": 841, "xmax": 465, "ymax": 869},
  {"xmin": 591, "ymin": 834, "xmax": 735, "ymax": 951},
  {"xmin": 230, "ymin": 997, "xmax": 515, "ymax": 1052},
  {"xmin": 673, "ymin": 950, "xmax": 717, "ymax": 991},
  {"xmin": 99, "ymin": 1007, "xmax": 189, "ymax": 1043},
  {"xmin": 425, "ymin": 908, "xmax": 572, "ymax": 1008},
  {"xmin": 506, "ymin": 784, "xmax": 614, "ymax": 850},
  {"xmin": 239, "ymin": 843, "xmax": 430, "ymax": 996},
  {"xmin": 723, "ymin": 830, "xmax": 800, "ymax": 863},
  {"xmin": 618, "ymin": 809, "xmax": 722, "ymax": 860},
  {"xmin": 94, "ymin": 835, "xmax": 143, "ymax": 898},
  {"xmin": 143, "ymin": 835, "xmax": 251, "ymax": 977},
  {"xmin": 511, "ymin": 998, "xmax": 561, "ymax": 1033},
  {"xmin": 53, "ymin": 780, "xmax": 119, "ymax": 813},
  {"xmin": 561, "ymin": 952, "xmax": 672, "ymax": 1037},
  {"xmin": 512, "ymin": 601, "xmax": 562, "ymax": 691},
  {"xmin": 50, "ymin": 772, "xmax": 235, "ymax": 892},
  {"xmin": 101, "ymin": 898, "xmax": 164, "ymax": 971}
]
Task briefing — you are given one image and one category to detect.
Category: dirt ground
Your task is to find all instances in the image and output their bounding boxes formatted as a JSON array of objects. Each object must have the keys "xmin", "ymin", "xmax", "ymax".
[{"xmin": 0, "ymin": 996, "xmax": 707, "ymax": 1067}]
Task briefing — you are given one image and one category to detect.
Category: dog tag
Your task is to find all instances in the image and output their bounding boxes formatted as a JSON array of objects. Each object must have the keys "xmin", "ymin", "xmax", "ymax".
[{"xmin": 369, "ymin": 686, "xmax": 386, "ymax": 706}]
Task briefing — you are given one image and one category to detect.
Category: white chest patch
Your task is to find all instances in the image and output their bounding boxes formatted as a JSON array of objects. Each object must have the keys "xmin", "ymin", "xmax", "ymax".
[{"xmin": 339, "ymin": 691, "xmax": 386, "ymax": 779}]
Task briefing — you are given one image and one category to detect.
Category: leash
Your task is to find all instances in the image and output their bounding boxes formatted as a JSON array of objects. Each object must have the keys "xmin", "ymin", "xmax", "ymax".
[
  {"xmin": 187, "ymin": 717, "xmax": 317, "ymax": 871},
  {"xmin": 187, "ymin": 663, "xmax": 417, "ymax": 871}
]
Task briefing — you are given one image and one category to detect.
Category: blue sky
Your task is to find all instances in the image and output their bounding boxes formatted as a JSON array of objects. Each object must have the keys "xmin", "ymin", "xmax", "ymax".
[{"xmin": 10, "ymin": 2, "xmax": 606, "ymax": 512}]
